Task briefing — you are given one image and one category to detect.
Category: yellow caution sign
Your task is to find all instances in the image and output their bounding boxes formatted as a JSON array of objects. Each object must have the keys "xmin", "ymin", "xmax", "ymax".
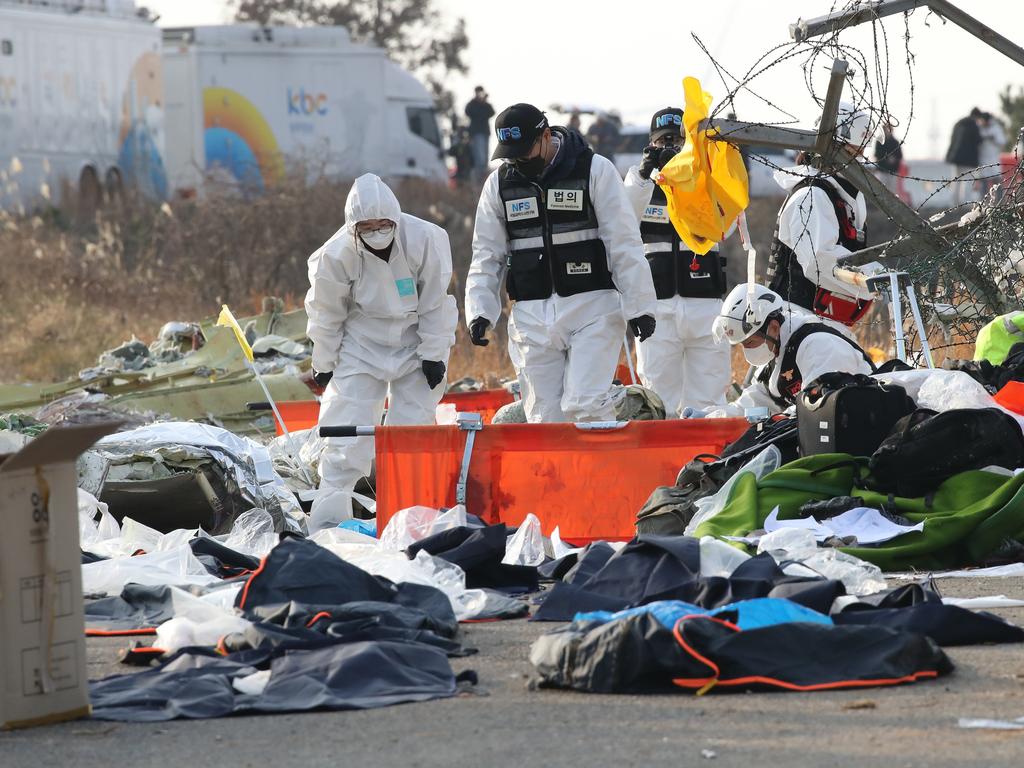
[{"xmin": 656, "ymin": 77, "xmax": 749, "ymax": 255}]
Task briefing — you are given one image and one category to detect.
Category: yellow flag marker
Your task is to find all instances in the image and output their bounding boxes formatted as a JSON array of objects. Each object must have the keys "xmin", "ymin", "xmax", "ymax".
[
  {"xmin": 217, "ymin": 305, "xmax": 255, "ymax": 363},
  {"xmin": 218, "ymin": 303, "xmax": 314, "ymax": 488}
]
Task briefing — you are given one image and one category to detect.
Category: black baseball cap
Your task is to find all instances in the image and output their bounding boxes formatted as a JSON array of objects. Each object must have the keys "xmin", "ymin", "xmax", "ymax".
[
  {"xmin": 492, "ymin": 103, "xmax": 549, "ymax": 160},
  {"xmin": 650, "ymin": 107, "xmax": 683, "ymax": 142}
]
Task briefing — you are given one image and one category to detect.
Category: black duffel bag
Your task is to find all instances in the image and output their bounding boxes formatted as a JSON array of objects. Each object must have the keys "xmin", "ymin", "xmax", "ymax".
[
  {"xmin": 797, "ymin": 372, "xmax": 916, "ymax": 458},
  {"xmin": 868, "ymin": 407, "xmax": 1024, "ymax": 497}
]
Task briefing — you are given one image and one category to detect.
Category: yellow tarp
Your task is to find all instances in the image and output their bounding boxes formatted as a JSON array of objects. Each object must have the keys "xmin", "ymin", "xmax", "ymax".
[{"xmin": 656, "ymin": 77, "xmax": 750, "ymax": 255}]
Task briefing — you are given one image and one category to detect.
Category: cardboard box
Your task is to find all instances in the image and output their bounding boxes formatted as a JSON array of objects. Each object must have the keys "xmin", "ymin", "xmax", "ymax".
[{"xmin": 0, "ymin": 423, "xmax": 119, "ymax": 729}]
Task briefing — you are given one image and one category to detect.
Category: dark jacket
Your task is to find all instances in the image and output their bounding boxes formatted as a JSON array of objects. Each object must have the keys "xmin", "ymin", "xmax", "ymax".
[
  {"xmin": 874, "ymin": 134, "xmax": 903, "ymax": 173},
  {"xmin": 945, "ymin": 116, "xmax": 981, "ymax": 167},
  {"xmin": 541, "ymin": 127, "xmax": 592, "ymax": 184},
  {"xmin": 465, "ymin": 98, "xmax": 495, "ymax": 136}
]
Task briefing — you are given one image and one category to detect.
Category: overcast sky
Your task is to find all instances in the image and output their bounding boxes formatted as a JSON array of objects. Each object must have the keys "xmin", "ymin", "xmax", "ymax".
[{"xmin": 145, "ymin": 0, "xmax": 1024, "ymax": 159}]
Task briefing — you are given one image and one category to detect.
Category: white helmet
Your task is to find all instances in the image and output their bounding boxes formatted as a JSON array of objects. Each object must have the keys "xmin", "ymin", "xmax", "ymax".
[
  {"xmin": 833, "ymin": 101, "xmax": 874, "ymax": 150},
  {"xmin": 712, "ymin": 283, "xmax": 785, "ymax": 345}
]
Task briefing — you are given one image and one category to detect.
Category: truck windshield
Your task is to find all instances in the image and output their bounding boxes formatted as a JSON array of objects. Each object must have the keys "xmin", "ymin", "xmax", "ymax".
[{"xmin": 407, "ymin": 107, "xmax": 441, "ymax": 148}]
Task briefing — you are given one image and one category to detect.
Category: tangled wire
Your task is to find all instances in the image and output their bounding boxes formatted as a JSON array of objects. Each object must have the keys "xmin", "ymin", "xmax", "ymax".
[{"xmin": 695, "ymin": 0, "xmax": 1024, "ymax": 364}]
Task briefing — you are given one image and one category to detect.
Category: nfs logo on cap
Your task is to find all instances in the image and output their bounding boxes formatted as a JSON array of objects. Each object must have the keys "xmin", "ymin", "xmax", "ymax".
[
  {"xmin": 497, "ymin": 126, "xmax": 522, "ymax": 141},
  {"xmin": 655, "ymin": 113, "xmax": 682, "ymax": 129}
]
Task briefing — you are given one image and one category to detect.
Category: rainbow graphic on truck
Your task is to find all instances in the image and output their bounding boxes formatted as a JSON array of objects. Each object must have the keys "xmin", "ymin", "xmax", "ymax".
[{"xmin": 203, "ymin": 87, "xmax": 284, "ymax": 191}]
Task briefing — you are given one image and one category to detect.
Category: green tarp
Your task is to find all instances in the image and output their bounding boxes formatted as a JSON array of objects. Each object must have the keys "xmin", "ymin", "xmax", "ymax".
[{"xmin": 693, "ymin": 453, "xmax": 1024, "ymax": 571}]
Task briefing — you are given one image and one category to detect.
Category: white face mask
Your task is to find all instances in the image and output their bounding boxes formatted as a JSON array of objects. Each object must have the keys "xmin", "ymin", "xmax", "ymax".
[
  {"xmin": 359, "ymin": 225, "xmax": 395, "ymax": 250},
  {"xmin": 742, "ymin": 342, "xmax": 775, "ymax": 366}
]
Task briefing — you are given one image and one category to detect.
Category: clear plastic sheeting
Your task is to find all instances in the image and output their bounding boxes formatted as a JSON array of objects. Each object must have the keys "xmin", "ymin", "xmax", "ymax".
[
  {"xmin": 268, "ymin": 427, "xmax": 326, "ymax": 493},
  {"xmin": 308, "ymin": 528, "xmax": 489, "ymax": 621},
  {"xmin": 82, "ymin": 547, "xmax": 220, "ymax": 596},
  {"xmin": 758, "ymin": 528, "xmax": 888, "ymax": 596},
  {"xmin": 78, "ymin": 488, "xmax": 120, "ymax": 550},
  {"xmin": 877, "ymin": 369, "xmax": 1001, "ymax": 413},
  {"xmin": 503, "ymin": 513, "xmax": 545, "ymax": 566},
  {"xmin": 699, "ymin": 535, "xmax": 751, "ymax": 578},
  {"xmin": 94, "ymin": 422, "xmax": 304, "ymax": 531},
  {"xmin": 550, "ymin": 526, "xmax": 581, "ymax": 561},
  {"xmin": 377, "ymin": 505, "xmax": 470, "ymax": 551},
  {"xmin": 958, "ymin": 717, "xmax": 1024, "ymax": 731},
  {"xmin": 684, "ymin": 445, "xmax": 783, "ymax": 536},
  {"xmin": 156, "ymin": 614, "xmax": 253, "ymax": 655},
  {"xmin": 219, "ymin": 509, "xmax": 277, "ymax": 557}
]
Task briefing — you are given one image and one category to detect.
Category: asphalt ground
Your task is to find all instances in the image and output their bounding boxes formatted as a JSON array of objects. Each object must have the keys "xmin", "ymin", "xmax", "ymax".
[{"xmin": 4, "ymin": 575, "xmax": 1024, "ymax": 768}]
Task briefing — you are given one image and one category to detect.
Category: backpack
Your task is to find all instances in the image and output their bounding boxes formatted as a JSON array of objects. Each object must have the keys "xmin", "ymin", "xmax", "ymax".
[
  {"xmin": 635, "ymin": 418, "xmax": 799, "ymax": 536},
  {"xmin": 868, "ymin": 408, "xmax": 1024, "ymax": 497},
  {"xmin": 797, "ymin": 372, "xmax": 916, "ymax": 458}
]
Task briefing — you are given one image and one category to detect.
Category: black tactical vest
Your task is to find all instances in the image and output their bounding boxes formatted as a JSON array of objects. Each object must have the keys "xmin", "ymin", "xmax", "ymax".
[
  {"xmin": 767, "ymin": 175, "xmax": 866, "ymax": 311},
  {"xmin": 497, "ymin": 149, "xmax": 614, "ymax": 301},
  {"xmin": 640, "ymin": 184, "xmax": 726, "ymax": 300},
  {"xmin": 756, "ymin": 322, "xmax": 875, "ymax": 407}
]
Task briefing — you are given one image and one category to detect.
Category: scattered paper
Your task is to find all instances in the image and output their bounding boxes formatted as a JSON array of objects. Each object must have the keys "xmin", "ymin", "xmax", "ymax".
[
  {"xmin": 729, "ymin": 506, "xmax": 923, "ymax": 547},
  {"xmin": 942, "ymin": 596, "xmax": 1024, "ymax": 609}
]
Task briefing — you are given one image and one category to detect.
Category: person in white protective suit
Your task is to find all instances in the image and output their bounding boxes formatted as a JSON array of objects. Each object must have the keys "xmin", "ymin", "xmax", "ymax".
[
  {"xmin": 767, "ymin": 101, "xmax": 877, "ymax": 328},
  {"xmin": 306, "ymin": 173, "xmax": 457, "ymax": 529},
  {"xmin": 705, "ymin": 284, "xmax": 874, "ymax": 418},
  {"xmin": 466, "ymin": 102, "xmax": 658, "ymax": 422},
  {"xmin": 623, "ymin": 106, "xmax": 731, "ymax": 415}
]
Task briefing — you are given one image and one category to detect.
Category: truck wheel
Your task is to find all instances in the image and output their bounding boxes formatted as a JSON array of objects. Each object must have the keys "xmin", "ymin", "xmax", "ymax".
[
  {"xmin": 77, "ymin": 166, "xmax": 101, "ymax": 224},
  {"xmin": 105, "ymin": 168, "xmax": 124, "ymax": 208}
]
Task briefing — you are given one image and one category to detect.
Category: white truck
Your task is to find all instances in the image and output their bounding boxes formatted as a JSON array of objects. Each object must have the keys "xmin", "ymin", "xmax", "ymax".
[
  {"xmin": 0, "ymin": 0, "xmax": 166, "ymax": 213},
  {"xmin": 161, "ymin": 24, "xmax": 447, "ymax": 195}
]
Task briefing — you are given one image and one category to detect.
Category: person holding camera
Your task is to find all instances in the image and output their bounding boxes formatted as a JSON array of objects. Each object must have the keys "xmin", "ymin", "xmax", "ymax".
[{"xmin": 623, "ymin": 107, "xmax": 731, "ymax": 414}]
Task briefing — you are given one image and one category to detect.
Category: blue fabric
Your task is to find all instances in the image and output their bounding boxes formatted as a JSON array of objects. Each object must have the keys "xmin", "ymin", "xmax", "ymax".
[
  {"xmin": 395, "ymin": 277, "xmax": 415, "ymax": 297},
  {"xmin": 575, "ymin": 597, "xmax": 832, "ymax": 631},
  {"xmin": 339, "ymin": 518, "xmax": 377, "ymax": 537}
]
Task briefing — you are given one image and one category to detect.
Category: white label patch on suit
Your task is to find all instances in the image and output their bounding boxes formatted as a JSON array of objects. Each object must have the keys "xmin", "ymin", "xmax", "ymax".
[
  {"xmin": 547, "ymin": 189, "xmax": 584, "ymax": 211},
  {"xmin": 505, "ymin": 197, "xmax": 539, "ymax": 221},
  {"xmin": 641, "ymin": 205, "xmax": 670, "ymax": 223},
  {"xmin": 566, "ymin": 262, "xmax": 592, "ymax": 275}
]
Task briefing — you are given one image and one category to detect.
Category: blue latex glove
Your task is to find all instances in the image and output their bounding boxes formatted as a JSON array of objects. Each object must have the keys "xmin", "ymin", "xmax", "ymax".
[{"xmin": 680, "ymin": 406, "xmax": 708, "ymax": 419}]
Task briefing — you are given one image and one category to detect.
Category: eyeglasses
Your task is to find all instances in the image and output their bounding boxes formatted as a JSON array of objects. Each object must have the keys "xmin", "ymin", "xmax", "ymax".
[{"xmin": 356, "ymin": 222, "xmax": 395, "ymax": 235}]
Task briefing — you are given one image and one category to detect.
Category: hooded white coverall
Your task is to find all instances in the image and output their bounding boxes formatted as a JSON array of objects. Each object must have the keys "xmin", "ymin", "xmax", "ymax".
[
  {"xmin": 306, "ymin": 174, "xmax": 457, "ymax": 529},
  {"xmin": 709, "ymin": 308, "xmax": 873, "ymax": 418},
  {"xmin": 466, "ymin": 152, "xmax": 658, "ymax": 423},
  {"xmin": 623, "ymin": 166, "xmax": 730, "ymax": 415},
  {"xmin": 773, "ymin": 166, "xmax": 874, "ymax": 307}
]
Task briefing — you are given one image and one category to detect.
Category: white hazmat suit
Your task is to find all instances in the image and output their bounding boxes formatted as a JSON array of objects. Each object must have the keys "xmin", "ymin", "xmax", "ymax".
[
  {"xmin": 773, "ymin": 165, "xmax": 873, "ymax": 306},
  {"xmin": 623, "ymin": 165, "xmax": 730, "ymax": 415},
  {"xmin": 710, "ymin": 308, "xmax": 873, "ymax": 418},
  {"xmin": 467, "ymin": 141, "xmax": 658, "ymax": 423},
  {"xmin": 305, "ymin": 174, "xmax": 457, "ymax": 529}
]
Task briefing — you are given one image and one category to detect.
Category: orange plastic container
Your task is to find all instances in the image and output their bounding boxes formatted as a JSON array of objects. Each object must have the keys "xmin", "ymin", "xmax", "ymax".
[
  {"xmin": 271, "ymin": 389, "xmax": 517, "ymax": 435},
  {"xmin": 374, "ymin": 418, "xmax": 749, "ymax": 543}
]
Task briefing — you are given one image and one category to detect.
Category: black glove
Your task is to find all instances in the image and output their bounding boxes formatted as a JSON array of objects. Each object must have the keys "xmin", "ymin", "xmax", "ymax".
[
  {"xmin": 629, "ymin": 315, "xmax": 657, "ymax": 343},
  {"xmin": 422, "ymin": 360, "xmax": 446, "ymax": 390},
  {"xmin": 469, "ymin": 317, "xmax": 491, "ymax": 346},
  {"xmin": 639, "ymin": 145, "xmax": 660, "ymax": 180},
  {"xmin": 313, "ymin": 370, "xmax": 333, "ymax": 389}
]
